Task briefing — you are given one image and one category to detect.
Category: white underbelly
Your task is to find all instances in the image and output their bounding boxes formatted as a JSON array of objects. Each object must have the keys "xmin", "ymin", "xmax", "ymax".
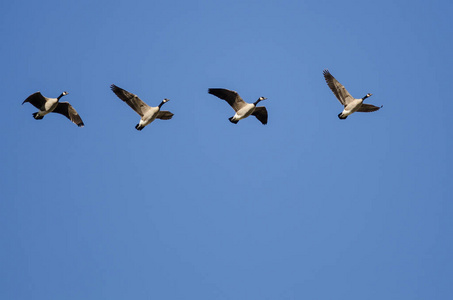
[
  {"xmin": 343, "ymin": 101, "xmax": 362, "ymax": 116},
  {"xmin": 341, "ymin": 108, "xmax": 353, "ymax": 116},
  {"xmin": 140, "ymin": 113, "xmax": 158, "ymax": 127},
  {"xmin": 37, "ymin": 110, "xmax": 51, "ymax": 117},
  {"xmin": 232, "ymin": 105, "xmax": 255, "ymax": 121}
]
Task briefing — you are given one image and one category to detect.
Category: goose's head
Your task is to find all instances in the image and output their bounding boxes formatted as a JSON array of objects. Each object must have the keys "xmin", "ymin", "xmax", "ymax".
[
  {"xmin": 158, "ymin": 98, "xmax": 170, "ymax": 108},
  {"xmin": 57, "ymin": 91, "xmax": 69, "ymax": 100},
  {"xmin": 254, "ymin": 96, "xmax": 267, "ymax": 105},
  {"xmin": 363, "ymin": 93, "xmax": 372, "ymax": 100}
]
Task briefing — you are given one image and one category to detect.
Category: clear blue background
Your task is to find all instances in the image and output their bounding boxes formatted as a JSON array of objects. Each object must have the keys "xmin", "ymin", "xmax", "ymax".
[{"xmin": 1, "ymin": 0, "xmax": 452, "ymax": 299}]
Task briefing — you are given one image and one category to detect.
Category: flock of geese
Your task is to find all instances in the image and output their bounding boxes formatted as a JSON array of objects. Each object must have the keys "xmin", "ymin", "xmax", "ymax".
[{"xmin": 22, "ymin": 70, "xmax": 383, "ymax": 130}]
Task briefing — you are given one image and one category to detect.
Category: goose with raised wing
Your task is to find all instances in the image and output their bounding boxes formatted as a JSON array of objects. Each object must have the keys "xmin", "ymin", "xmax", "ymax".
[
  {"xmin": 208, "ymin": 88, "xmax": 268, "ymax": 124},
  {"xmin": 22, "ymin": 91, "xmax": 84, "ymax": 127},
  {"xmin": 110, "ymin": 84, "xmax": 173, "ymax": 131},
  {"xmin": 323, "ymin": 70, "xmax": 382, "ymax": 119}
]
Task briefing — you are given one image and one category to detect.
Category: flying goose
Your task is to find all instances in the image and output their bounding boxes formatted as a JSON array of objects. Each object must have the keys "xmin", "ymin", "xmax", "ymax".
[
  {"xmin": 110, "ymin": 84, "xmax": 174, "ymax": 131},
  {"xmin": 22, "ymin": 91, "xmax": 84, "ymax": 127},
  {"xmin": 323, "ymin": 70, "xmax": 382, "ymax": 119},
  {"xmin": 208, "ymin": 88, "xmax": 268, "ymax": 124}
]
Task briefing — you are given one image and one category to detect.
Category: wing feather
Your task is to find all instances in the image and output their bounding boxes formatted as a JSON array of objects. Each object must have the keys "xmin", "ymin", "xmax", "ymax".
[
  {"xmin": 52, "ymin": 102, "xmax": 84, "ymax": 127},
  {"xmin": 208, "ymin": 88, "xmax": 247, "ymax": 111},
  {"xmin": 156, "ymin": 111, "xmax": 174, "ymax": 120},
  {"xmin": 111, "ymin": 84, "xmax": 150, "ymax": 117},
  {"xmin": 323, "ymin": 70, "xmax": 354, "ymax": 106},
  {"xmin": 357, "ymin": 104, "xmax": 382, "ymax": 113},
  {"xmin": 22, "ymin": 92, "xmax": 47, "ymax": 109},
  {"xmin": 251, "ymin": 106, "xmax": 268, "ymax": 124}
]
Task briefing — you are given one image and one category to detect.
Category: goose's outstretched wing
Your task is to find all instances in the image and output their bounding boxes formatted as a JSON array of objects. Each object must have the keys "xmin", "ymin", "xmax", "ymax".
[
  {"xmin": 251, "ymin": 106, "xmax": 268, "ymax": 125},
  {"xmin": 156, "ymin": 111, "xmax": 174, "ymax": 120},
  {"xmin": 208, "ymin": 88, "xmax": 247, "ymax": 111},
  {"xmin": 52, "ymin": 102, "xmax": 84, "ymax": 127},
  {"xmin": 22, "ymin": 92, "xmax": 46, "ymax": 109},
  {"xmin": 357, "ymin": 104, "xmax": 382, "ymax": 113},
  {"xmin": 323, "ymin": 70, "xmax": 354, "ymax": 106},
  {"xmin": 111, "ymin": 84, "xmax": 151, "ymax": 117}
]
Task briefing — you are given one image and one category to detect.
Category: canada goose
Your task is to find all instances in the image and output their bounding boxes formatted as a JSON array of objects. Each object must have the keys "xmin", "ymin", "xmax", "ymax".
[
  {"xmin": 22, "ymin": 91, "xmax": 84, "ymax": 127},
  {"xmin": 208, "ymin": 88, "xmax": 268, "ymax": 124},
  {"xmin": 110, "ymin": 84, "xmax": 174, "ymax": 131},
  {"xmin": 323, "ymin": 70, "xmax": 382, "ymax": 119}
]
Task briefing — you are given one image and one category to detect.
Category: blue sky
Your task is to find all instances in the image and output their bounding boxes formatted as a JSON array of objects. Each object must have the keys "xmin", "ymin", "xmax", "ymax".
[{"xmin": 1, "ymin": 0, "xmax": 452, "ymax": 299}]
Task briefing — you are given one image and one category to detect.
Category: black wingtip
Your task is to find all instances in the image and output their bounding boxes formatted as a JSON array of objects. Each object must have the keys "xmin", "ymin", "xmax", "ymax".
[
  {"xmin": 110, "ymin": 84, "xmax": 121, "ymax": 92},
  {"xmin": 208, "ymin": 88, "xmax": 224, "ymax": 95}
]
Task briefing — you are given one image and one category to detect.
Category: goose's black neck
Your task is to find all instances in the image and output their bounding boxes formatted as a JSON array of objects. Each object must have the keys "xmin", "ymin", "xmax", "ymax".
[
  {"xmin": 253, "ymin": 99, "xmax": 261, "ymax": 106},
  {"xmin": 57, "ymin": 93, "xmax": 65, "ymax": 100},
  {"xmin": 362, "ymin": 95, "xmax": 369, "ymax": 100},
  {"xmin": 158, "ymin": 101, "xmax": 166, "ymax": 108}
]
